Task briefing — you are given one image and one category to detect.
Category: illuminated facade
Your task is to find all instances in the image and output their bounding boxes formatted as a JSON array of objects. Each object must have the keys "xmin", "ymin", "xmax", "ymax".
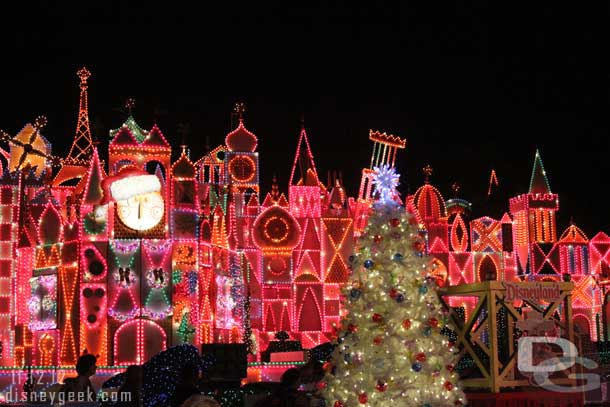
[
  {"xmin": 0, "ymin": 68, "xmax": 607, "ymax": 373},
  {"xmin": 0, "ymin": 69, "xmax": 357, "ymax": 367},
  {"xmin": 404, "ymin": 152, "xmax": 608, "ymax": 341}
]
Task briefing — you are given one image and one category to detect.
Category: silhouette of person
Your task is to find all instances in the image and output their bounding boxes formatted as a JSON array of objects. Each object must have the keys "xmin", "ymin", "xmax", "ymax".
[
  {"xmin": 171, "ymin": 363, "xmax": 201, "ymax": 407},
  {"xmin": 61, "ymin": 353, "xmax": 97, "ymax": 403}
]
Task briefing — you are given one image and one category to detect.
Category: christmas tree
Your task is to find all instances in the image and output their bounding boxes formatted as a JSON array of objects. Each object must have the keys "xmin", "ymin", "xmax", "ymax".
[{"xmin": 322, "ymin": 165, "xmax": 465, "ymax": 407}]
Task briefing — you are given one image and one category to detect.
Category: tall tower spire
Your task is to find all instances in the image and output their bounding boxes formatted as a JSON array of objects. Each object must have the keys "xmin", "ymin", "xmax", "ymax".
[
  {"xmin": 66, "ymin": 67, "xmax": 94, "ymax": 165},
  {"xmin": 52, "ymin": 68, "xmax": 95, "ymax": 186},
  {"xmin": 289, "ymin": 126, "xmax": 320, "ymax": 186},
  {"xmin": 529, "ymin": 149, "xmax": 552, "ymax": 194}
]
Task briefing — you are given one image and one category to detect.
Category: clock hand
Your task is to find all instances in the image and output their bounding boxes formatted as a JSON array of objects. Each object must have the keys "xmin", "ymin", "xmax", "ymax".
[{"xmin": 138, "ymin": 197, "xmax": 142, "ymax": 220}]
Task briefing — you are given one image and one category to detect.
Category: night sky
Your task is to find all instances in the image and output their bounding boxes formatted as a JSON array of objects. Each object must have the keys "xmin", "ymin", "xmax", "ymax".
[{"xmin": 0, "ymin": 3, "xmax": 606, "ymax": 234}]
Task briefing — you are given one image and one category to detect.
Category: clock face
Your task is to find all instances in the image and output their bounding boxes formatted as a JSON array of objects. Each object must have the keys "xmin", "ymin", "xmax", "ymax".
[
  {"xmin": 229, "ymin": 155, "xmax": 256, "ymax": 183},
  {"xmin": 117, "ymin": 191, "xmax": 164, "ymax": 231}
]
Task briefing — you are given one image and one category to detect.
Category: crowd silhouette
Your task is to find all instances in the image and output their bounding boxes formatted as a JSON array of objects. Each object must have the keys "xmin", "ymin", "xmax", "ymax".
[{"xmin": 39, "ymin": 349, "xmax": 327, "ymax": 407}]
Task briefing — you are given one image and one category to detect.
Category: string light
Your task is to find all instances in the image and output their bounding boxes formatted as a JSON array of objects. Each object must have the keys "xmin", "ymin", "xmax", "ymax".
[{"xmin": 4, "ymin": 78, "xmax": 606, "ymax": 392}]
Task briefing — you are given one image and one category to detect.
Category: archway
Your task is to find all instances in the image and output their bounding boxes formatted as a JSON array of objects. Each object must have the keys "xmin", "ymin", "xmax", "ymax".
[
  {"xmin": 114, "ymin": 319, "xmax": 167, "ymax": 365},
  {"xmin": 478, "ymin": 255, "xmax": 498, "ymax": 281}
]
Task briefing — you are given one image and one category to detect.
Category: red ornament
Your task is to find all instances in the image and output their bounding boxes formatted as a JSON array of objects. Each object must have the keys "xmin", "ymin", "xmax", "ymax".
[
  {"xmin": 376, "ymin": 381, "xmax": 388, "ymax": 392},
  {"xmin": 389, "ymin": 288, "xmax": 398, "ymax": 298},
  {"xmin": 412, "ymin": 241, "xmax": 424, "ymax": 252},
  {"xmin": 334, "ymin": 401, "xmax": 344, "ymax": 407},
  {"xmin": 390, "ymin": 218, "xmax": 400, "ymax": 227},
  {"xmin": 372, "ymin": 313, "xmax": 383, "ymax": 323},
  {"xmin": 402, "ymin": 319, "xmax": 411, "ymax": 329},
  {"xmin": 415, "ymin": 352, "xmax": 426, "ymax": 362},
  {"xmin": 373, "ymin": 235, "xmax": 382, "ymax": 243},
  {"xmin": 316, "ymin": 381, "xmax": 327, "ymax": 390},
  {"xmin": 446, "ymin": 364, "xmax": 454, "ymax": 372},
  {"xmin": 323, "ymin": 362, "xmax": 333, "ymax": 373},
  {"xmin": 348, "ymin": 323, "xmax": 358, "ymax": 333},
  {"xmin": 408, "ymin": 216, "xmax": 418, "ymax": 225},
  {"xmin": 444, "ymin": 381, "xmax": 454, "ymax": 391},
  {"xmin": 448, "ymin": 340, "xmax": 456, "ymax": 348},
  {"xmin": 358, "ymin": 392, "xmax": 368, "ymax": 404},
  {"xmin": 428, "ymin": 317, "xmax": 439, "ymax": 328},
  {"xmin": 373, "ymin": 335, "xmax": 383, "ymax": 345}
]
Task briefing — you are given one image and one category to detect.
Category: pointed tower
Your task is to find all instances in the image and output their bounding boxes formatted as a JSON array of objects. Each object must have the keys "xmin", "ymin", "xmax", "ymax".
[
  {"xmin": 68, "ymin": 68, "xmax": 94, "ymax": 163},
  {"xmin": 171, "ymin": 146, "xmax": 198, "ymax": 239},
  {"xmin": 53, "ymin": 67, "xmax": 95, "ymax": 186},
  {"xmin": 509, "ymin": 150, "xmax": 559, "ymax": 273},
  {"xmin": 289, "ymin": 126, "xmax": 322, "ymax": 218}
]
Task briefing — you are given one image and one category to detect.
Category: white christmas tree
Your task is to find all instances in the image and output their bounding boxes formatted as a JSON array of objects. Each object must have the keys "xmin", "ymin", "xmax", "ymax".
[{"xmin": 322, "ymin": 165, "xmax": 465, "ymax": 407}]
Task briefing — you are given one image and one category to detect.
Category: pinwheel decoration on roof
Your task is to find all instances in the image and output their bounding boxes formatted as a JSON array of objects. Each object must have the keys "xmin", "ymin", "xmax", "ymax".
[{"xmin": 0, "ymin": 116, "xmax": 62, "ymax": 177}]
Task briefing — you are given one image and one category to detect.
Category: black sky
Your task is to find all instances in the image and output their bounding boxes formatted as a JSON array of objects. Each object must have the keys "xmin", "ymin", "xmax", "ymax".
[{"xmin": 0, "ymin": 2, "xmax": 606, "ymax": 235}]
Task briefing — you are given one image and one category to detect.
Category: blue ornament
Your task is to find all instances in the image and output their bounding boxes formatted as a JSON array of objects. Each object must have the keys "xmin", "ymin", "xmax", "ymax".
[
  {"xmin": 364, "ymin": 259, "xmax": 374, "ymax": 269},
  {"xmin": 422, "ymin": 404, "xmax": 432, "ymax": 407},
  {"xmin": 393, "ymin": 253, "xmax": 403, "ymax": 261},
  {"xmin": 395, "ymin": 294, "xmax": 405, "ymax": 303},
  {"xmin": 411, "ymin": 362, "xmax": 422, "ymax": 372},
  {"xmin": 423, "ymin": 326, "xmax": 432, "ymax": 336},
  {"xmin": 350, "ymin": 288, "xmax": 361, "ymax": 300},
  {"xmin": 344, "ymin": 353, "xmax": 352, "ymax": 363},
  {"xmin": 419, "ymin": 285, "xmax": 428, "ymax": 294}
]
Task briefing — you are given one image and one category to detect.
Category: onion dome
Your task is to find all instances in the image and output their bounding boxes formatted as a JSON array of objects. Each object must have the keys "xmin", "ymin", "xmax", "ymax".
[
  {"xmin": 413, "ymin": 184, "xmax": 447, "ymax": 222},
  {"xmin": 225, "ymin": 119, "xmax": 257, "ymax": 152}
]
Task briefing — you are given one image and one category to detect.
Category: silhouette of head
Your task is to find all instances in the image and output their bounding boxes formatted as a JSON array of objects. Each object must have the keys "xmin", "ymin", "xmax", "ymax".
[
  {"xmin": 124, "ymin": 365, "xmax": 143, "ymax": 387},
  {"xmin": 280, "ymin": 368, "xmax": 300, "ymax": 389},
  {"xmin": 76, "ymin": 354, "xmax": 97, "ymax": 377}
]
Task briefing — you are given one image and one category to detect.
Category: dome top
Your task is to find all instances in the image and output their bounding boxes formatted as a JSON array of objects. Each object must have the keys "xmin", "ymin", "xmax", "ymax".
[
  {"xmin": 559, "ymin": 224, "xmax": 588, "ymax": 243},
  {"xmin": 413, "ymin": 183, "xmax": 446, "ymax": 221},
  {"xmin": 225, "ymin": 119, "xmax": 257, "ymax": 152}
]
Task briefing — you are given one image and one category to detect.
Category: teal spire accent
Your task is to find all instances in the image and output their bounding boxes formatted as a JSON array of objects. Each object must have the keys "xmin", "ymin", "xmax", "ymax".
[{"xmin": 529, "ymin": 149, "xmax": 552, "ymax": 194}]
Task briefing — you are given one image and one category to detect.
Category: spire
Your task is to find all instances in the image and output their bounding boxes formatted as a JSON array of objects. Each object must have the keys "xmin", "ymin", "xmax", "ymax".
[
  {"xmin": 529, "ymin": 149, "xmax": 552, "ymax": 194},
  {"xmin": 65, "ymin": 67, "xmax": 94, "ymax": 165},
  {"xmin": 487, "ymin": 169, "xmax": 499, "ymax": 197},
  {"xmin": 125, "ymin": 98, "xmax": 135, "ymax": 116},
  {"xmin": 423, "ymin": 164, "xmax": 433, "ymax": 184},
  {"xmin": 289, "ymin": 126, "xmax": 320, "ymax": 186},
  {"xmin": 78, "ymin": 147, "xmax": 106, "ymax": 205},
  {"xmin": 451, "ymin": 182, "xmax": 461, "ymax": 198}
]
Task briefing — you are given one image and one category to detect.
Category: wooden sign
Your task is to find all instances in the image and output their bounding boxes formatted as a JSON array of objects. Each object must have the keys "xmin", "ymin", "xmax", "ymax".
[{"xmin": 504, "ymin": 281, "xmax": 561, "ymax": 302}]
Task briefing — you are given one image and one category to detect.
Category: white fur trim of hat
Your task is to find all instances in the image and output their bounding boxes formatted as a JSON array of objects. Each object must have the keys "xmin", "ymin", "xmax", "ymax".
[{"xmin": 110, "ymin": 174, "xmax": 161, "ymax": 201}]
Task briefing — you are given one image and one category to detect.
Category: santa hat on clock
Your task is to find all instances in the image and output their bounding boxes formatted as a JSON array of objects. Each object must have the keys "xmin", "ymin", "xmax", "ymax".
[{"xmin": 100, "ymin": 166, "xmax": 161, "ymax": 205}]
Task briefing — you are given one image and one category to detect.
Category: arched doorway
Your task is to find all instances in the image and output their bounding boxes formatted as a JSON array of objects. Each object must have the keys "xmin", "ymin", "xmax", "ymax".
[
  {"xmin": 478, "ymin": 255, "xmax": 498, "ymax": 281},
  {"xmin": 114, "ymin": 319, "xmax": 167, "ymax": 365}
]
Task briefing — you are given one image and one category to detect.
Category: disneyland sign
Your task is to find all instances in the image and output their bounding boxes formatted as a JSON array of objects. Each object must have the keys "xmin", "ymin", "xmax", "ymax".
[{"xmin": 504, "ymin": 282, "xmax": 561, "ymax": 302}]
